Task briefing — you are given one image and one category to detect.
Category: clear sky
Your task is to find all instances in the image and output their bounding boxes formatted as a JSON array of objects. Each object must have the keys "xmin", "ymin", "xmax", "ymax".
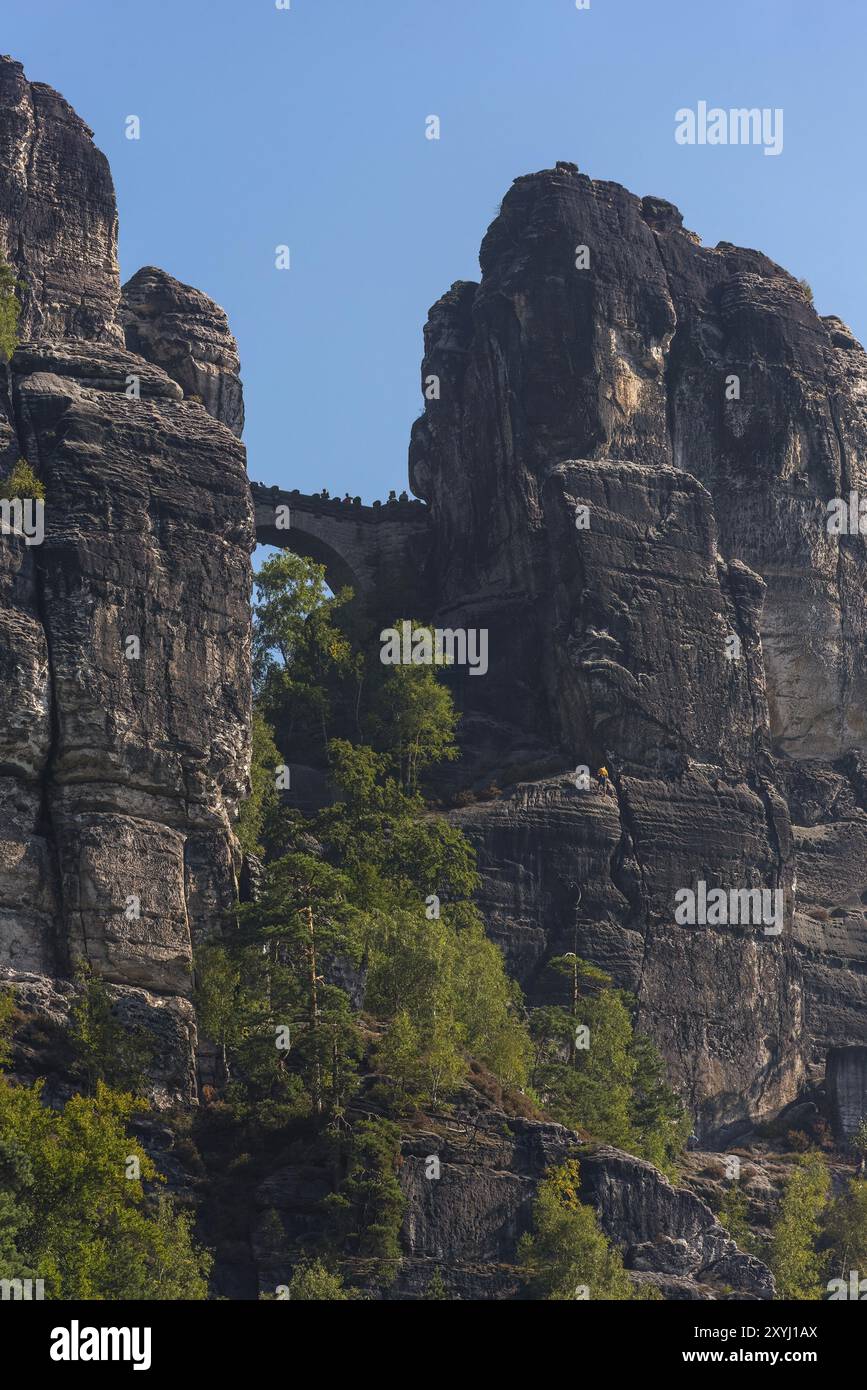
[{"xmin": 3, "ymin": 0, "xmax": 865, "ymax": 501}]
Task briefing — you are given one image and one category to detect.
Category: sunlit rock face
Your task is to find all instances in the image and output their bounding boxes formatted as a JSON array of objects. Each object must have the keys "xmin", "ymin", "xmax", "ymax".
[
  {"xmin": 411, "ymin": 163, "xmax": 867, "ymax": 764},
  {"xmin": 0, "ymin": 55, "xmax": 122, "ymax": 345},
  {"xmin": 120, "ymin": 266, "xmax": 245, "ymax": 438},
  {"xmin": 410, "ymin": 163, "xmax": 867, "ymax": 1138}
]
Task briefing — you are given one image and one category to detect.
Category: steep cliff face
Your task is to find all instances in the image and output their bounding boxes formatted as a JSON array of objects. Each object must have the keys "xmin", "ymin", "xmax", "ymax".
[
  {"xmin": 2, "ymin": 52, "xmax": 866, "ymax": 1291},
  {"xmin": 0, "ymin": 56, "xmax": 121, "ymax": 345},
  {"xmin": 410, "ymin": 163, "xmax": 867, "ymax": 763},
  {"xmin": 397, "ymin": 1125, "xmax": 773, "ymax": 1300},
  {"xmin": 410, "ymin": 162, "xmax": 867, "ymax": 1139},
  {"xmin": 0, "ymin": 57, "xmax": 253, "ymax": 1102}
]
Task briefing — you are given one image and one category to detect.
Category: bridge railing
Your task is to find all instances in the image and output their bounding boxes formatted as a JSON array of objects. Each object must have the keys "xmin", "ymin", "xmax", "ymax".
[{"xmin": 251, "ymin": 483, "xmax": 427, "ymax": 524}]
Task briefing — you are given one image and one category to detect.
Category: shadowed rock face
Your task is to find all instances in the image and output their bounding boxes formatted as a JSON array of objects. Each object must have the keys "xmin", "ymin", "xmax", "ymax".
[
  {"xmin": 395, "ymin": 1125, "xmax": 774, "ymax": 1299},
  {"xmin": 579, "ymin": 1146, "xmax": 774, "ymax": 1298},
  {"xmin": 243, "ymin": 1096, "xmax": 774, "ymax": 1301},
  {"xmin": 121, "ymin": 267, "xmax": 245, "ymax": 438},
  {"xmin": 0, "ymin": 59, "xmax": 253, "ymax": 1101}
]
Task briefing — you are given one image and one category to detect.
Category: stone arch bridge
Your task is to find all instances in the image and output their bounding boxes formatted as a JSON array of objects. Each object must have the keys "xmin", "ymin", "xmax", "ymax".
[{"xmin": 251, "ymin": 483, "xmax": 433, "ymax": 622}]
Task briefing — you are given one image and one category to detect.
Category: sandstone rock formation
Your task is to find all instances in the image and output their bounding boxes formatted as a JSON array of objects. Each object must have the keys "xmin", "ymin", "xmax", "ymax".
[
  {"xmin": 3, "ymin": 48, "xmax": 867, "ymax": 1293},
  {"xmin": 401, "ymin": 162, "xmax": 867, "ymax": 1141},
  {"xmin": 0, "ymin": 56, "xmax": 121, "ymax": 344},
  {"xmin": 398, "ymin": 1123, "xmax": 774, "ymax": 1299},
  {"xmin": 0, "ymin": 56, "xmax": 253, "ymax": 1103},
  {"xmin": 121, "ymin": 267, "xmax": 245, "ymax": 438},
  {"xmin": 579, "ymin": 1146, "xmax": 774, "ymax": 1298},
  {"xmin": 250, "ymin": 165, "xmax": 867, "ymax": 1142}
]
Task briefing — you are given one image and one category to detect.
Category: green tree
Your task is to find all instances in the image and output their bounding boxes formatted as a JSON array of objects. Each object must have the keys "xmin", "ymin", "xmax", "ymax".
[
  {"xmin": 718, "ymin": 1180, "xmax": 755, "ymax": 1254},
  {"xmin": 324, "ymin": 1118, "xmax": 405, "ymax": 1275},
  {"xmin": 0, "ymin": 459, "xmax": 44, "ymax": 501},
  {"xmin": 0, "ymin": 987, "xmax": 15, "ymax": 1069},
  {"xmin": 193, "ymin": 942, "xmax": 243, "ymax": 1083},
  {"xmin": 424, "ymin": 1266, "xmax": 449, "ymax": 1300},
  {"xmin": 367, "ymin": 903, "xmax": 529, "ymax": 1102},
  {"xmin": 68, "ymin": 960, "xmax": 154, "ymax": 1096},
  {"xmin": 768, "ymin": 1152, "xmax": 830, "ymax": 1299},
  {"xmin": 320, "ymin": 741, "xmax": 530, "ymax": 1099},
  {"xmin": 235, "ymin": 851, "xmax": 364, "ymax": 1116},
  {"xmin": 628, "ymin": 1032, "xmax": 691, "ymax": 1175},
  {"xmin": 375, "ymin": 1009, "xmax": 425, "ymax": 1106},
  {"xmin": 0, "ymin": 1077, "xmax": 210, "ymax": 1298},
  {"xmin": 0, "ymin": 260, "xmax": 21, "ymax": 363},
  {"xmin": 530, "ymin": 978, "xmax": 634, "ymax": 1147},
  {"xmin": 824, "ymin": 1179, "xmax": 867, "ymax": 1284},
  {"xmin": 253, "ymin": 551, "xmax": 358, "ymax": 751},
  {"xmin": 373, "ymin": 628, "xmax": 460, "ymax": 791},
  {"xmin": 518, "ymin": 1160, "xmax": 635, "ymax": 1300},
  {"xmin": 528, "ymin": 959, "xmax": 686, "ymax": 1172},
  {"xmin": 322, "ymin": 739, "xmax": 478, "ymax": 907},
  {"xmin": 283, "ymin": 1259, "xmax": 350, "ymax": 1300},
  {"xmin": 851, "ymin": 1116, "xmax": 867, "ymax": 1177},
  {"xmin": 236, "ymin": 711, "xmax": 282, "ymax": 857}
]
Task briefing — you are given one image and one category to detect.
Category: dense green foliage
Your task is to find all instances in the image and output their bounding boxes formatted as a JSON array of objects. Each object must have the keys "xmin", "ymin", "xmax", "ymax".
[
  {"xmin": 717, "ymin": 1179, "xmax": 755, "ymax": 1253},
  {"xmin": 768, "ymin": 1152, "xmax": 830, "ymax": 1299},
  {"xmin": 825, "ymin": 1178, "xmax": 867, "ymax": 1283},
  {"xmin": 206, "ymin": 554, "xmax": 532, "ymax": 1124},
  {"xmin": 236, "ymin": 711, "xmax": 282, "ymax": 857},
  {"xmin": 194, "ymin": 550, "xmax": 699, "ymax": 1299},
  {"xmin": 528, "ymin": 956, "xmax": 689, "ymax": 1174},
  {"xmin": 323, "ymin": 1118, "xmax": 405, "ymax": 1271},
  {"xmin": 518, "ymin": 1160, "xmax": 637, "ymax": 1300},
  {"xmin": 68, "ymin": 960, "xmax": 154, "ymax": 1096},
  {"xmin": 0, "ymin": 458, "xmax": 44, "ymax": 501},
  {"xmin": 253, "ymin": 550, "xmax": 358, "ymax": 753},
  {"xmin": 0, "ymin": 260, "xmax": 21, "ymax": 364},
  {"xmin": 281, "ymin": 1259, "xmax": 351, "ymax": 1300},
  {"xmin": 0, "ymin": 988, "xmax": 210, "ymax": 1299}
]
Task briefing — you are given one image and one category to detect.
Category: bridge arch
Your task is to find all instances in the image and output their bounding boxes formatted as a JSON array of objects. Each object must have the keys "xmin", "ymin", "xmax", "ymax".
[{"xmin": 250, "ymin": 484, "xmax": 433, "ymax": 622}]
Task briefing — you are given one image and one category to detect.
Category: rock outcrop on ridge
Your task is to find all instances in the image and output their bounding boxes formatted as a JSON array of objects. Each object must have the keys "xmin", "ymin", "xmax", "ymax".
[
  {"xmin": 121, "ymin": 266, "xmax": 245, "ymax": 438},
  {"xmin": 0, "ymin": 56, "xmax": 121, "ymax": 344}
]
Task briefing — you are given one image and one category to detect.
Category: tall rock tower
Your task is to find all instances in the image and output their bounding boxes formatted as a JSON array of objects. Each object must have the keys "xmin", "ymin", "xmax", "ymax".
[{"xmin": 0, "ymin": 55, "xmax": 254, "ymax": 1102}]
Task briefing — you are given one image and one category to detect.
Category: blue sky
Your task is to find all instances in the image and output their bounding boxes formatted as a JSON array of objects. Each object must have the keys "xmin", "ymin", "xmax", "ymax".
[{"xmin": 4, "ymin": 0, "xmax": 865, "ymax": 501}]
